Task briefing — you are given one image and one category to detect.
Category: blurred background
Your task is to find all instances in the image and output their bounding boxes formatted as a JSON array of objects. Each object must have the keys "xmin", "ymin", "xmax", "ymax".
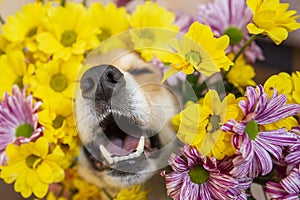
[{"xmin": 0, "ymin": 0, "xmax": 299, "ymax": 199}]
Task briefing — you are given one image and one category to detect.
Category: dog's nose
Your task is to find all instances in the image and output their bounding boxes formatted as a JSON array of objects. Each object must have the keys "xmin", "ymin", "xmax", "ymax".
[{"xmin": 80, "ymin": 65, "xmax": 125, "ymax": 101}]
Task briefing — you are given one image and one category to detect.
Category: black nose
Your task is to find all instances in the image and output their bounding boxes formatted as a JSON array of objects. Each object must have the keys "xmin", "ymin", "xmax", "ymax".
[{"xmin": 80, "ymin": 65, "xmax": 125, "ymax": 101}]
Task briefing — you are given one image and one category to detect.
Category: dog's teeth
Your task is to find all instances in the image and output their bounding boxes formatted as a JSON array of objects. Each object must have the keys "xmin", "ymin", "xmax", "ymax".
[
  {"xmin": 131, "ymin": 151, "xmax": 141, "ymax": 158},
  {"xmin": 113, "ymin": 157, "xmax": 120, "ymax": 163},
  {"xmin": 120, "ymin": 155, "xmax": 129, "ymax": 161},
  {"xmin": 99, "ymin": 145, "xmax": 113, "ymax": 165},
  {"xmin": 136, "ymin": 136, "xmax": 145, "ymax": 154}
]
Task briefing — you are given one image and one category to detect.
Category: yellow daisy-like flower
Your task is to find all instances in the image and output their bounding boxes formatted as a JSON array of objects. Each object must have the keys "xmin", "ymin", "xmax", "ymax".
[
  {"xmin": 0, "ymin": 137, "xmax": 65, "ymax": 198},
  {"xmin": 162, "ymin": 22, "xmax": 233, "ymax": 82},
  {"xmin": 38, "ymin": 99, "xmax": 77, "ymax": 146},
  {"xmin": 0, "ymin": 50, "xmax": 34, "ymax": 96},
  {"xmin": 129, "ymin": 2, "xmax": 178, "ymax": 30},
  {"xmin": 173, "ymin": 90, "xmax": 243, "ymax": 159},
  {"xmin": 29, "ymin": 56, "xmax": 82, "ymax": 102},
  {"xmin": 2, "ymin": 2, "xmax": 47, "ymax": 52},
  {"xmin": 246, "ymin": 0, "xmax": 300, "ymax": 45},
  {"xmin": 264, "ymin": 72, "xmax": 293, "ymax": 103},
  {"xmin": 37, "ymin": 2, "xmax": 100, "ymax": 60},
  {"xmin": 114, "ymin": 185, "xmax": 148, "ymax": 200},
  {"xmin": 89, "ymin": 2, "xmax": 130, "ymax": 42},
  {"xmin": 227, "ymin": 54, "xmax": 256, "ymax": 93},
  {"xmin": 263, "ymin": 71, "xmax": 299, "ymax": 131},
  {"xmin": 129, "ymin": 2, "xmax": 179, "ymax": 61}
]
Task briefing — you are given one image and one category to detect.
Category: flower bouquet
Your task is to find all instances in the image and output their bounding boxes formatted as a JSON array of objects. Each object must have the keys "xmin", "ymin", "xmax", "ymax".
[{"xmin": 0, "ymin": 0, "xmax": 300, "ymax": 199}]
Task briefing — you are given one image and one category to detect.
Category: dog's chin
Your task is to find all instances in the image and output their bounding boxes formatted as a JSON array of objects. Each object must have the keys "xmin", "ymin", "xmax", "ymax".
[{"xmin": 103, "ymin": 158, "xmax": 156, "ymax": 187}]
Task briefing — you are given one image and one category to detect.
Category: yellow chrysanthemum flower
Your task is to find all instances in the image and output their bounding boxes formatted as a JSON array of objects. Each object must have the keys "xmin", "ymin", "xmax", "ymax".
[
  {"xmin": 89, "ymin": 2, "xmax": 130, "ymax": 42},
  {"xmin": 227, "ymin": 54, "xmax": 256, "ymax": 93},
  {"xmin": 37, "ymin": 2, "xmax": 100, "ymax": 60},
  {"xmin": 129, "ymin": 2, "xmax": 178, "ymax": 30},
  {"xmin": 114, "ymin": 185, "xmax": 148, "ymax": 200},
  {"xmin": 162, "ymin": 22, "xmax": 233, "ymax": 82},
  {"xmin": 38, "ymin": 99, "xmax": 77, "ymax": 146},
  {"xmin": 0, "ymin": 50, "xmax": 34, "ymax": 96},
  {"xmin": 29, "ymin": 56, "xmax": 82, "ymax": 102},
  {"xmin": 246, "ymin": 0, "xmax": 300, "ymax": 45},
  {"xmin": 2, "ymin": 2, "xmax": 47, "ymax": 52},
  {"xmin": 0, "ymin": 137, "xmax": 65, "ymax": 198},
  {"xmin": 173, "ymin": 90, "xmax": 243, "ymax": 159},
  {"xmin": 263, "ymin": 71, "xmax": 299, "ymax": 131},
  {"xmin": 264, "ymin": 72, "xmax": 293, "ymax": 103},
  {"xmin": 129, "ymin": 2, "xmax": 178, "ymax": 61}
]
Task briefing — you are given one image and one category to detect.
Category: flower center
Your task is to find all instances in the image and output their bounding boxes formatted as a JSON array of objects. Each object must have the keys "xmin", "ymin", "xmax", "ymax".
[
  {"xmin": 188, "ymin": 165, "xmax": 209, "ymax": 184},
  {"xmin": 223, "ymin": 27, "xmax": 243, "ymax": 45},
  {"xmin": 15, "ymin": 123, "xmax": 34, "ymax": 138},
  {"xmin": 97, "ymin": 28, "xmax": 111, "ymax": 41},
  {"xmin": 61, "ymin": 30, "xmax": 77, "ymax": 47},
  {"xmin": 26, "ymin": 154, "xmax": 41, "ymax": 169},
  {"xmin": 245, "ymin": 120, "xmax": 259, "ymax": 140},
  {"xmin": 185, "ymin": 51, "xmax": 202, "ymax": 65},
  {"xmin": 26, "ymin": 26, "xmax": 38, "ymax": 38},
  {"xmin": 13, "ymin": 76, "xmax": 24, "ymax": 89},
  {"xmin": 52, "ymin": 115, "xmax": 65, "ymax": 129},
  {"xmin": 207, "ymin": 114, "xmax": 221, "ymax": 133},
  {"xmin": 140, "ymin": 29, "xmax": 155, "ymax": 40},
  {"xmin": 50, "ymin": 73, "xmax": 68, "ymax": 92}
]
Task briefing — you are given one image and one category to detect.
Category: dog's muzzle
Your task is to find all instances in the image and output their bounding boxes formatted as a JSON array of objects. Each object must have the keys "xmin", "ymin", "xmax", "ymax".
[{"xmin": 79, "ymin": 65, "xmax": 161, "ymax": 175}]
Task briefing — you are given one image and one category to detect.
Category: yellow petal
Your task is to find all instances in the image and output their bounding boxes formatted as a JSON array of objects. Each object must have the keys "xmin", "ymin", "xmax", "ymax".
[
  {"xmin": 203, "ymin": 90, "xmax": 221, "ymax": 110},
  {"xmin": 34, "ymin": 137, "xmax": 49, "ymax": 157},
  {"xmin": 25, "ymin": 169, "xmax": 39, "ymax": 187},
  {"xmin": 48, "ymin": 163, "xmax": 65, "ymax": 182},
  {"xmin": 266, "ymin": 27, "xmax": 288, "ymax": 45},
  {"xmin": 37, "ymin": 163, "xmax": 54, "ymax": 183},
  {"xmin": 246, "ymin": 0, "xmax": 262, "ymax": 12},
  {"xmin": 246, "ymin": 23, "xmax": 264, "ymax": 35},
  {"xmin": 32, "ymin": 180, "xmax": 48, "ymax": 198},
  {"xmin": 5, "ymin": 144, "xmax": 19, "ymax": 160},
  {"xmin": 46, "ymin": 145, "xmax": 65, "ymax": 161},
  {"xmin": 161, "ymin": 68, "xmax": 178, "ymax": 83}
]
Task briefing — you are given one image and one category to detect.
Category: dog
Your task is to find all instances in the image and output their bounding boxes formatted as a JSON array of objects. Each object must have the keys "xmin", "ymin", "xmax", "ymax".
[{"xmin": 74, "ymin": 49, "xmax": 181, "ymax": 199}]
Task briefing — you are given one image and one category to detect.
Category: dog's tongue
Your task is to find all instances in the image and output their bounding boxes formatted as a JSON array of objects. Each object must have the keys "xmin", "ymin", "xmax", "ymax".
[{"xmin": 106, "ymin": 136, "xmax": 140, "ymax": 156}]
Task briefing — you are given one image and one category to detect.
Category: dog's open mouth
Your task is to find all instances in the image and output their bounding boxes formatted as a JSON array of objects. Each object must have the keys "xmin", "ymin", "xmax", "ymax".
[{"xmin": 97, "ymin": 112, "xmax": 161, "ymax": 167}]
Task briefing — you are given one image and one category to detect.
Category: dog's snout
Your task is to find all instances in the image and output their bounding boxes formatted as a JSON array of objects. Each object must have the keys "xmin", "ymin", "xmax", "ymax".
[{"xmin": 80, "ymin": 64, "xmax": 124, "ymax": 100}]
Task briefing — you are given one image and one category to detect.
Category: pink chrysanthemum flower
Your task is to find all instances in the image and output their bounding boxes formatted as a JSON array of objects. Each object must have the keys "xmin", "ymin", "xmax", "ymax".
[
  {"xmin": 265, "ymin": 167, "xmax": 300, "ymax": 200},
  {"xmin": 161, "ymin": 145, "xmax": 246, "ymax": 200},
  {"xmin": 223, "ymin": 85, "xmax": 300, "ymax": 178},
  {"xmin": 194, "ymin": 0, "xmax": 264, "ymax": 63},
  {"xmin": 0, "ymin": 85, "xmax": 43, "ymax": 165}
]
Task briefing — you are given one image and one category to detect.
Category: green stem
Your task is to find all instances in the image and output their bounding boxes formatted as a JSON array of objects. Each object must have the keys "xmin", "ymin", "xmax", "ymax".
[
  {"xmin": 82, "ymin": 0, "xmax": 87, "ymax": 6},
  {"xmin": 0, "ymin": 13, "xmax": 5, "ymax": 25},
  {"xmin": 223, "ymin": 35, "xmax": 257, "ymax": 78},
  {"xmin": 233, "ymin": 35, "xmax": 257, "ymax": 63},
  {"xmin": 102, "ymin": 188, "xmax": 114, "ymax": 200}
]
